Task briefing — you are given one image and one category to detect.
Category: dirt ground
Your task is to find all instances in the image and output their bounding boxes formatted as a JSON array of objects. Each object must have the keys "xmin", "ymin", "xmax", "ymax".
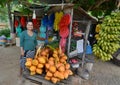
[
  {"xmin": 81, "ymin": 60, "xmax": 120, "ymax": 85},
  {"xmin": 0, "ymin": 46, "xmax": 120, "ymax": 85}
]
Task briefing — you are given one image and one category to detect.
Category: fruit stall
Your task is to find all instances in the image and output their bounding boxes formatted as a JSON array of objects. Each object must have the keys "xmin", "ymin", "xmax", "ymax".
[{"xmin": 13, "ymin": 0, "xmax": 98, "ymax": 85}]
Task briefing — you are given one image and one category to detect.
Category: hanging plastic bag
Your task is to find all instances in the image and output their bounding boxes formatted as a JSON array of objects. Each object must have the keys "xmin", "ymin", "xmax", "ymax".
[
  {"xmin": 86, "ymin": 41, "xmax": 92, "ymax": 54},
  {"xmin": 32, "ymin": 10, "xmax": 36, "ymax": 19},
  {"xmin": 20, "ymin": 16, "xmax": 26, "ymax": 28},
  {"xmin": 16, "ymin": 25, "xmax": 22, "ymax": 37}
]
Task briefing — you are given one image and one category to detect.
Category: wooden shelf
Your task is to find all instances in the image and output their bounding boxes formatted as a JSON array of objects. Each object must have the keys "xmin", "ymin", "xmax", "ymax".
[{"xmin": 22, "ymin": 70, "xmax": 81, "ymax": 85}]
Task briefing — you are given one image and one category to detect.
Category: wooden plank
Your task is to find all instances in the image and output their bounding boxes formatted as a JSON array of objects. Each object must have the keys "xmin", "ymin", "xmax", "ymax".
[
  {"xmin": 22, "ymin": 70, "xmax": 82, "ymax": 85},
  {"xmin": 57, "ymin": 75, "xmax": 81, "ymax": 85},
  {"xmin": 23, "ymin": 71, "xmax": 54, "ymax": 85},
  {"xmin": 0, "ymin": 23, "xmax": 8, "ymax": 29}
]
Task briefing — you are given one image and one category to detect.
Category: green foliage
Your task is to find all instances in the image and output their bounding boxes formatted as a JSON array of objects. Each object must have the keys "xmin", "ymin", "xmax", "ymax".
[
  {"xmin": 73, "ymin": 0, "xmax": 117, "ymax": 18},
  {"xmin": 0, "ymin": 0, "xmax": 118, "ymax": 21},
  {"xmin": 0, "ymin": 0, "xmax": 8, "ymax": 7},
  {"xmin": 91, "ymin": 10, "xmax": 104, "ymax": 18},
  {"xmin": 18, "ymin": 6, "xmax": 32, "ymax": 15},
  {"xmin": 0, "ymin": 29, "xmax": 10, "ymax": 37},
  {"xmin": 0, "ymin": 7, "xmax": 8, "ymax": 22},
  {"xmin": 88, "ymin": 0, "xmax": 95, "ymax": 5}
]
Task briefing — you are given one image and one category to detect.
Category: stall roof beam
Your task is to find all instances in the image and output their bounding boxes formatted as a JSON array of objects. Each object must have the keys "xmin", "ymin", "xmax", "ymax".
[
  {"xmin": 33, "ymin": 3, "xmax": 74, "ymax": 7},
  {"xmin": 73, "ymin": 20, "xmax": 89, "ymax": 23},
  {"xmin": 20, "ymin": 1, "xmax": 74, "ymax": 7}
]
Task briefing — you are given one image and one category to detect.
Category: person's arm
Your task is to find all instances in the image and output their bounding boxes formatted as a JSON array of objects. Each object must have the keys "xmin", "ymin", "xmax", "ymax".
[
  {"xmin": 20, "ymin": 47, "xmax": 24, "ymax": 56},
  {"xmin": 20, "ymin": 32, "xmax": 24, "ymax": 56}
]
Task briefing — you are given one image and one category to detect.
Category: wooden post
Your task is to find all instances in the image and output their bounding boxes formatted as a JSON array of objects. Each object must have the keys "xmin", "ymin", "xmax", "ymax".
[
  {"xmin": 7, "ymin": 3, "xmax": 13, "ymax": 33},
  {"xmin": 81, "ymin": 21, "xmax": 91, "ymax": 68},
  {"xmin": 67, "ymin": 8, "xmax": 73, "ymax": 56}
]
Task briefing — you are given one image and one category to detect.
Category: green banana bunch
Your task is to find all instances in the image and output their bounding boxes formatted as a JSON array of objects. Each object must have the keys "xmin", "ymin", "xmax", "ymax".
[
  {"xmin": 93, "ymin": 10, "xmax": 120, "ymax": 61},
  {"xmin": 93, "ymin": 44, "xmax": 113, "ymax": 61}
]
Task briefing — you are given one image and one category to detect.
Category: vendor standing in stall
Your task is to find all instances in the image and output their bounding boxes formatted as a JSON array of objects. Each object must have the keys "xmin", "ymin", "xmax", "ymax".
[{"xmin": 20, "ymin": 20, "xmax": 38, "ymax": 76}]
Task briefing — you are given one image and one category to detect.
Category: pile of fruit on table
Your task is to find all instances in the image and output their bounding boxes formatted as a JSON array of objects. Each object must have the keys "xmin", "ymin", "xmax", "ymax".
[{"xmin": 25, "ymin": 46, "xmax": 73, "ymax": 84}]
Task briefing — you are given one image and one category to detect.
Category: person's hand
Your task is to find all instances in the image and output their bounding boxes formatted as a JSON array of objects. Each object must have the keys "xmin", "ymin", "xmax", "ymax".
[{"xmin": 21, "ymin": 50, "xmax": 24, "ymax": 57}]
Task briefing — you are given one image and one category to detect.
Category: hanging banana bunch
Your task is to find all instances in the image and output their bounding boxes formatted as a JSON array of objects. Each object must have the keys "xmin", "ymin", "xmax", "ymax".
[
  {"xmin": 54, "ymin": 11, "xmax": 63, "ymax": 31},
  {"xmin": 95, "ymin": 24, "xmax": 101, "ymax": 33},
  {"xmin": 93, "ymin": 10, "xmax": 120, "ymax": 61}
]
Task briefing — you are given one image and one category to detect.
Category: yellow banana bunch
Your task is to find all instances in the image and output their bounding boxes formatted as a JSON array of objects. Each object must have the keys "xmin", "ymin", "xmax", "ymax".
[
  {"xmin": 95, "ymin": 24, "xmax": 101, "ymax": 33},
  {"xmin": 54, "ymin": 11, "xmax": 63, "ymax": 31}
]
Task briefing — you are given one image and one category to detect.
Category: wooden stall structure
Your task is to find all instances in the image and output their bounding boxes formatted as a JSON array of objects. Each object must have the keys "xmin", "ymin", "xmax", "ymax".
[
  {"xmin": 67, "ymin": 7, "xmax": 98, "ymax": 67},
  {"xmin": 18, "ymin": 0, "xmax": 98, "ymax": 85}
]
